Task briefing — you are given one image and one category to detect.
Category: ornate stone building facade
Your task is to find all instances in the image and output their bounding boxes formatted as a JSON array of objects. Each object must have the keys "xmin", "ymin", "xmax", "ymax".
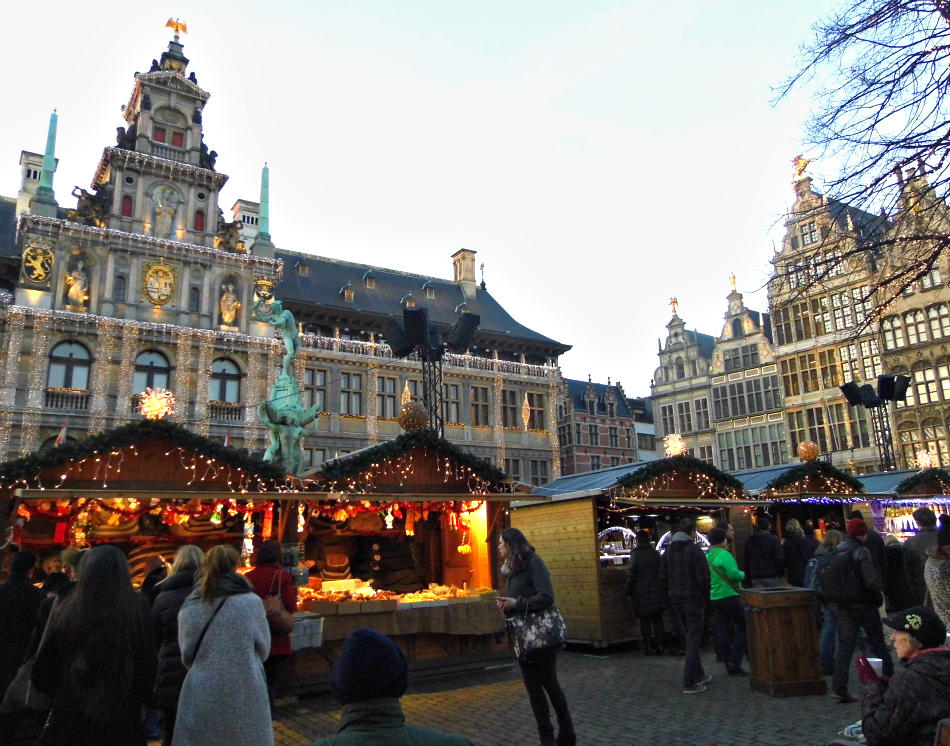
[
  {"xmin": 556, "ymin": 377, "xmax": 639, "ymax": 475},
  {"xmin": 0, "ymin": 34, "xmax": 569, "ymax": 483}
]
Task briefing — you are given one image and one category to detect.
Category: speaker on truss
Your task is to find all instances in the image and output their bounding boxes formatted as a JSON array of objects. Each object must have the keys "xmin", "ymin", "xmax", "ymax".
[
  {"xmin": 840, "ymin": 381, "xmax": 862, "ymax": 407},
  {"xmin": 380, "ymin": 318, "xmax": 414, "ymax": 358},
  {"xmin": 893, "ymin": 375, "xmax": 911, "ymax": 401},
  {"xmin": 858, "ymin": 383, "xmax": 881, "ymax": 408},
  {"xmin": 403, "ymin": 308, "xmax": 431, "ymax": 349},
  {"xmin": 446, "ymin": 313, "xmax": 480, "ymax": 353}
]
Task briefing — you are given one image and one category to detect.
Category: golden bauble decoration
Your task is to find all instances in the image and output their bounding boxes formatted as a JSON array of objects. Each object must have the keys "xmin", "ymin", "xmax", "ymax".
[
  {"xmin": 797, "ymin": 440, "xmax": 820, "ymax": 462},
  {"xmin": 396, "ymin": 401, "xmax": 428, "ymax": 431}
]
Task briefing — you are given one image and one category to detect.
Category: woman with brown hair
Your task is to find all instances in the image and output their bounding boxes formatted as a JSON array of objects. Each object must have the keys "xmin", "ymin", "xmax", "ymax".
[
  {"xmin": 31, "ymin": 544, "xmax": 156, "ymax": 745},
  {"xmin": 172, "ymin": 545, "xmax": 272, "ymax": 746},
  {"xmin": 496, "ymin": 527, "xmax": 574, "ymax": 746}
]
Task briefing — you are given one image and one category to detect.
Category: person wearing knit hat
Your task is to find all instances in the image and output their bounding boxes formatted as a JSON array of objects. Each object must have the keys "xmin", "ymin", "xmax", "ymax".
[
  {"xmin": 311, "ymin": 628, "xmax": 474, "ymax": 745},
  {"xmin": 856, "ymin": 605, "xmax": 950, "ymax": 745},
  {"xmin": 825, "ymin": 516, "xmax": 894, "ymax": 703}
]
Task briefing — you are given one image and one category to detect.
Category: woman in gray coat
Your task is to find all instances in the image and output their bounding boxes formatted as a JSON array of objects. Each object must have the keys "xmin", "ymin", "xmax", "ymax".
[{"xmin": 172, "ymin": 545, "xmax": 272, "ymax": 746}]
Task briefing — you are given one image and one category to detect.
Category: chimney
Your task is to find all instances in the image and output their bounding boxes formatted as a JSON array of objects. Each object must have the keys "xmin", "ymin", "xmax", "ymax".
[{"xmin": 452, "ymin": 248, "xmax": 477, "ymax": 299}]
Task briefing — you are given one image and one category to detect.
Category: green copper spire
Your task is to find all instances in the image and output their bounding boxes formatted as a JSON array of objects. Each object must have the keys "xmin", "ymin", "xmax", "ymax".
[
  {"xmin": 257, "ymin": 163, "xmax": 271, "ymax": 240},
  {"xmin": 31, "ymin": 110, "xmax": 60, "ymax": 216}
]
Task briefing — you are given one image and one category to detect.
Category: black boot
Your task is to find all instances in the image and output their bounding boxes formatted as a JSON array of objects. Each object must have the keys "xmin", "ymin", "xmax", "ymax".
[{"xmin": 557, "ymin": 724, "xmax": 577, "ymax": 746}]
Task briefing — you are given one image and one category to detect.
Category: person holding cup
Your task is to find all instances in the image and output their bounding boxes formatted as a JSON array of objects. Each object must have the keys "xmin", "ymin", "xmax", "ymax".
[{"xmin": 857, "ymin": 606, "xmax": 950, "ymax": 746}]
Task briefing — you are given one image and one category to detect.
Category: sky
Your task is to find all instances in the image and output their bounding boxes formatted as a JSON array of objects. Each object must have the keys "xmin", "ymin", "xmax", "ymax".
[{"xmin": 2, "ymin": 0, "xmax": 838, "ymax": 396}]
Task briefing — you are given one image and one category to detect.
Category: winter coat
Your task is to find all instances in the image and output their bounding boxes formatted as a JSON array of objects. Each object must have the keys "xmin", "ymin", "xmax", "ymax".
[
  {"xmin": 0, "ymin": 572, "xmax": 43, "ymax": 695},
  {"xmin": 744, "ymin": 530, "xmax": 785, "ymax": 580},
  {"xmin": 860, "ymin": 648, "xmax": 950, "ymax": 746},
  {"xmin": 782, "ymin": 534, "xmax": 814, "ymax": 587},
  {"xmin": 883, "ymin": 544, "xmax": 919, "ymax": 614},
  {"xmin": 151, "ymin": 569, "xmax": 197, "ymax": 708},
  {"xmin": 31, "ymin": 592, "xmax": 156, "ymax": 746},
  {"xmin": 310, "ymin": 697, "xmax": 475, "ymax": 746},
  {"xmin": 245, "ymin": 563, "xmax": 297, "ymax": 657},
  {"xmin": 172, "ymin": 573, "xmax": 272, "ymax": 746},
  {"xmin": 707, "ymin": 546, "xmax": 744, "ymax": 601},
  {"xmin": 503, "ymin": 553, "xmax": 556, "ymax": 617},
  {"xmin": 865, "ymin": 528, "xmax": 888, "ymax": 580},
  {"xmin": 828, "ymin": 538, "xmax": 885, "ymax": 608},
  {"xmin": 626, "ymin": 544, "xmax": 669, "ymax": 617},
  {"xmin": 659, "ymin": 533, "xmax": 710, "ymax": 607},
  {"xmin": 904, "ymin": 527, "xmax": 939, "ymax": 606}
]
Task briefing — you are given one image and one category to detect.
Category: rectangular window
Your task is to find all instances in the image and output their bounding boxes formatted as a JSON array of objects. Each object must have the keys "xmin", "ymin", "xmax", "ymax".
[
  {"xmin": 811, "ymin": 296, "xmax": 831, "ymax": 336},
  {"xmin": 724, "ymin": 348, "xmax": 741, "ymax": 372},
  {"xmin": 608, "ymin": 426, "xmax": 619, "ymax": 447},
  {"xmin": 471, "ymin": 386, "xmax": 490, "ymax": 426},
  {"xmin": 589, "ymin": 424, "xmax": 598, "ymax": 445},
  {"xmin": 611, "ymin": 456, "xmax": 621, "ymax": 466},
  {"xmin": 504, "ymin": 457, "xmax": 521, "ymax": 482},
  {"xmin": 712, "ymin": 386, "xmax": 729, "ymax": 420},
  {"xmin": 153, "ymin": 126, "xmax": 166, "ymax": 143},
  {"xmin": 442, "ymin": 383, "xmax": 461, "ymax": 423},
  {"xmin": 694, "ymin": 398, "xmax": 710, "ymax": 430},
  {"xmin": 922, "ymin": 268, "xmax": 942, "ymax": 289},
  {"xmin": 660, "ymin": 404, "xmax": 675, "ymax": 434},
  {"xmin": 697, "ymin": 445, "xmax": 713, "ymax": 463},
  {"xmin": 781, "ymin": 358, "xmax": 800, "ymax": 397},
  {"xmin": 558, "ymin": 425, "xmax": 571, "ymax": 447},
  {"xmin": 762, "ymin": 375, "xmax": 782, "ymax": 410},
  {"xmin": 832, "ymin": 291, "xmax": 854, "ymax": 332},
  {"xmin": 677, "ymin": 401, "xmax": 693, "ymax": 432},
  {"xmin": 408, "ymin": 379, "xmax": 421, "ymax": 402},
  {"xmin": 527, "ymin": 392, "xmax": 545, "ymax": 430},
  {"xmin": 637, "ymin": 433, "xmax": 655, "ymax": 451},
  {"xmin": 728, "ymin": 383, "xmax": 746, "ymax": 417},
  {"xmin": 529, "ymin": 459, "xmax": 549, "ymax": 486},
  {"xmin": 303, "ymin": 368, "xmax": 327, "ymax": 412},
  {"xmin": 745, "ymin": 378, "xmax": 763, "ymax": 414},
  {"xmin": 171, "ymin": 131, "xmax": 184, "ymax": 148},
  {"xmin": 574, "ymin": 423, "xmax": 582, "ymax": 444},
  {"xmin": 741, "ymin": 344, "xmax": 760, "ymax": 368},
  {"xmin": 818, "ymin": 349, "xmax": 840, "ymax": 388},
  {"xmin": 377, "ymin": 376, "xmax": 397, "ymax": 419},
  {"xmin": 340, "ymin": 372, "xmax": 363, "ymax": 415},
  {"xmin": 800, "ymin": 221, "xmax": 818, "ymax": 246},
  {"xmin": 590, "ymin": 455, "xmax": 601, "ymax": 471},
  {"xmin": 303, "ymin": 448, "xmax": 326, "ymax": 469},
  {"xmin": 501, "ymin": 389, "xmax": 519, "ymax": 427}
]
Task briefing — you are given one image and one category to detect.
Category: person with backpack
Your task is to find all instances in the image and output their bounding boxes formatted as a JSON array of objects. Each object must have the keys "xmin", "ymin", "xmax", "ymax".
[{"xmin": 822, "ymin": 518, "xmax": 894, "ymax": 703}]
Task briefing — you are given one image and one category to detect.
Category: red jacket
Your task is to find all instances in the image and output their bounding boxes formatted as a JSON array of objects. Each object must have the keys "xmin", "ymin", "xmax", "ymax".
[{"xmin": 245, "ymin": 564, "xmax": 297, "ymax": 656}]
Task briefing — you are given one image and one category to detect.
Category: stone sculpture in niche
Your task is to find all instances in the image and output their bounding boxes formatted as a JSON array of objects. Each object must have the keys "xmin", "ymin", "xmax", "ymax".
[
  {"xmin": 64, "ymin": 256, "xmax": 90, "ymax": 309},
  {"xmin": 152, "ymin": 185, "xmax": 179, "ymax": 238}
]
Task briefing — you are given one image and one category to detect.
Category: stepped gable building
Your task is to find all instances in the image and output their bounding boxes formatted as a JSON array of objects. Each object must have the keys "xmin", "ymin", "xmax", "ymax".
[
  {"xmin": 710, "ymin": 280, "xmax": 789, "ymax": 471},
  {"xmin": 556, "ymin": 377, "xmax": 639, "ymax": 475},
  {"xmin": 0, "ymin": 31, "xmax": 569, "ymax": 483},
  {"xmin": 767, "ymin": 174, "xmax": 883, "ymax": 473},
  {"xmin": 877, "ymin": 166, "xmax": 950, "ymax": 468},
  {"xmin": 651, "ymin": 303, "xmax": 715, "ymax": 462}
]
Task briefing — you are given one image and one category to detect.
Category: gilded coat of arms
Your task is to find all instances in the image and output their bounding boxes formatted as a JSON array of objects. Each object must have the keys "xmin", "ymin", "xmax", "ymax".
[
  {"xmin": 21, "ymin": 240, "xmax": 54, "ymax": 286},
  {"xmin": 143, "ymin": 262, "xmax": 176, "ymax": 306}
]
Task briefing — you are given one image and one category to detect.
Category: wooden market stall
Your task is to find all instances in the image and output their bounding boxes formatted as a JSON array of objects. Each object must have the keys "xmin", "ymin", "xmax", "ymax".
[
  {"xmin": 859, "ymin": 467, "xmax": 950, "ymax": 539},
  {"xmin": 511, "ymin": 454, "xmax": 749, "ymax": 647}
]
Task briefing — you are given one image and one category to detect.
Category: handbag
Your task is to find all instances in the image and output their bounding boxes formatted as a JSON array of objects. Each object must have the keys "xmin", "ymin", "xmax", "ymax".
[
  {"xmin": 505, "ymin": 604, "xmax": 567, "ymax": 661},
  {"xmin": 263, "ymin": 570, "xmax": 295, "ymax": 636},
  {"xmin": 0, "ymin": 597, "xmax": 59, "ymax": 713}
]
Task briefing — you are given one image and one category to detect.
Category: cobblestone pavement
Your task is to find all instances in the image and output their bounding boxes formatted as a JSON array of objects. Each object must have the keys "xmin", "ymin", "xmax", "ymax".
[{"xmin": 273, "ymin": 646, "xmax": 874, "ymax": 746}]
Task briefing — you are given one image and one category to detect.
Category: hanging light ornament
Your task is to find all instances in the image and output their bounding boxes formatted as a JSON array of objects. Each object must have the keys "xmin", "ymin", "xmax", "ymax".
[
  {"xmin": 663, "ymin": 433, "xmax": 686, "ymax": 457},
  {"xmin": 139, "ymin": 387, "xmax": 176, "ymax": 420},
  {"xmin": 916, "ymin": 449, "xmax": 936, "ymax": 470}
]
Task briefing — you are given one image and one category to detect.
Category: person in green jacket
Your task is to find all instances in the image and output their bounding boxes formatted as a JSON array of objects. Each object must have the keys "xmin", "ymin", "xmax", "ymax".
[
  {"xmin": 310, "ymin": 628, "xmax": 474, "ymax": 746},
  {"xmin": 706, "ymin": 527, "xmax": 748, "ymax": 676}
]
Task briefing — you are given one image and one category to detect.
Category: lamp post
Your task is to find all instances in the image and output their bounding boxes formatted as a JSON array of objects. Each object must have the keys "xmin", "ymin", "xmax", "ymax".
[{"xmin": 839, "ymin": 374, "xmax": 911, "ymax": 471}]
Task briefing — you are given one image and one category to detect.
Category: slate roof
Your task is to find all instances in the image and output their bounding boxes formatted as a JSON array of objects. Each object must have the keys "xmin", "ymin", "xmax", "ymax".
[
  {"xmin": 274, "ymin": 251, "xmax": 570, "ymax": 354},
  {"xmin": 531, "ymin": 460, "xmax": 649, "ymax": 499},
  {"xmin": 0, "ymin": 198, "xmax": 18, "ymax": 259},
  {"xmin": 857, "ymin": 469, "xmax": 922, "ymax": 495},
  {"xmin": 686, "ymin": 329, "xmax": 716, "ymax": 360},
  {"xmin": 564, "ymin": 378, "xmax": 632, "ymax": 417}
]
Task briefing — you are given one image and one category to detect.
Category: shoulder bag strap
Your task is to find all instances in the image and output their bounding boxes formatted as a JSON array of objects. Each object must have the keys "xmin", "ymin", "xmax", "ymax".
[
  {"xmin": 192, "ymin": 597, "xmax": 227, "ymax": 660},
  {"xmin": 709, "ymin": 552, "xmax": 740, "ymax": 591}
]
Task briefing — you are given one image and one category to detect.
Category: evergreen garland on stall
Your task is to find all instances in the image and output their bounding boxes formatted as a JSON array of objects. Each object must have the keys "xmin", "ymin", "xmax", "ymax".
[
  {"xmin": 0, "ymin": 418, "xmax": 284, "ymax": 485},
  {"xmin": 614, "ymin": 454, "xmax": 744, "ymax": 495},
  {"xmin": 764, "ymin": 459, "xmax": 865, "ymax": 494},
  {"xmin": 319, "ymin": 427, "xmax": 507, "ymax": 484},
  {"xmin": 896, "ymin": 467, "xmax": 950, "ymax": 495}
]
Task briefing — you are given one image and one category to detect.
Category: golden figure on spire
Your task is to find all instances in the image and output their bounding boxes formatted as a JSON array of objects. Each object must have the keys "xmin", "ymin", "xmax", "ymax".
[
  {"xmin": 729, "ymin": 273, "xmax": 737, "ymax": 291},
  {"xmin": 792, "ymin": 154, "xmax": 810, "ymax": 179},
  {"xmin": 670, "ymin": 296, "xmax": 679, "ymax": 315},
  {"xmin": 165, "ymin": 17, "xmax": 187, "ymax": 40}
]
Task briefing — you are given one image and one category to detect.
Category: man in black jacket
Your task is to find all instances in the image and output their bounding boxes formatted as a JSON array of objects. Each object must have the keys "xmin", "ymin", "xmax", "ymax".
[
  {"xmin": 0, "ymin": 551, "xmax": 42, "ymax": 696},
  {"xmin": 659, "ymin": 517, "xmax": 711, "ymax": 694},
  {"xmin": 744, "ymin": 517, "xmax": 785, "ymax": 587}
]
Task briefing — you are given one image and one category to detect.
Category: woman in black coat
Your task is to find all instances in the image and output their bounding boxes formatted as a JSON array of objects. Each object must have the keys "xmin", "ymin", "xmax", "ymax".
[
  {"xmin": 627, "ymin": 529, "xmax": 670, "ymax": 654},
  {"xmin": 151, "ymin": 544, "xmax": 204, "ymax": 746},
  {"xmin": 497, "ymin": 528, "xmax": 574, "ymax": 746}
]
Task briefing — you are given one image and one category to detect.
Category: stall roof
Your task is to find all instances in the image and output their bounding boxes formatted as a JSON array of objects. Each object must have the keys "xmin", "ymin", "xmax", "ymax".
[
  {"xmin": 530, "ymin": 461, "xmax": 650, "ymax": 500},
  {"xmin": 730, "ymin": 463, "xmax": 801, "ymax": 494},
  {"xmin": 856, "ymin": 470, "xmax": 917, "ymax": 495}
]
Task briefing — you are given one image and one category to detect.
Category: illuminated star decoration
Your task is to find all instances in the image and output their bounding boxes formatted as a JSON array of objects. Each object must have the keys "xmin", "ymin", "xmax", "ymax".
[
  {"xmin": 139, "ymin": 388, "xmax": 175, "ymax": 420},
  {"xmin": 915, "ymin": 449, "xmax": 935, "ymax": 470},
  {"xmin": 663, "ymin": 433, "xmax": 686, "ymax": 457}
]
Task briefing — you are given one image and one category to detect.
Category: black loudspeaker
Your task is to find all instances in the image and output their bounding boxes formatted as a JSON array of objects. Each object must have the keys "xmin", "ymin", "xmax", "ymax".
[
  {"xmin": 403, "ymin": 308, "xmax": 431, "ymax": 348},
  {"xmin": 859, "ymin": 383, "xmax": 881, "ymax": 408},
  {"xmin": 840, "ymin": 381, "xmax": 863, "ymax": 406},
  {"xmin": 380, "ymin": 318, "xmax": 414, "ymax": 358},
  {"xmin": 893, "ymin": 374, "xmax": 912, "ymax": 401},
  {"xmin": 446, "ymin": 313, "xmax": 480, "ymax": 353},
  {"xmin": 878, "ymin": 375, "xmax": 896, "ymax": 401}
]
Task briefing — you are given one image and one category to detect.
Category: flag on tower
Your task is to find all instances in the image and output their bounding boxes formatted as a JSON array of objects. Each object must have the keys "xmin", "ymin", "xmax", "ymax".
[{"xmin": 54, "ymin": 422, "xmax": 68, "ymax": 446}]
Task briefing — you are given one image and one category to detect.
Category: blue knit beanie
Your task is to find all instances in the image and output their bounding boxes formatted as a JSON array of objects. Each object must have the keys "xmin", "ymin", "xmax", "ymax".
[{"xmin": 330, "ymin": 628, "xmax": 408, "ymax": 704}]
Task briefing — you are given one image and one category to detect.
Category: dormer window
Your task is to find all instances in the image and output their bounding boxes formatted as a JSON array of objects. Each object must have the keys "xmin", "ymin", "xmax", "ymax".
[
  {"xmin": 363, "ymin": 271, "xmax": 376, "ymax": 289},
  {"xmin": 340, "ymin": 284, "xmax": 354, "ymax": 302},
  {"xmin": 401, "ymin": 293, "xmax": 415, "ymax": 308},
  {"xmin": 297, "ymin": 262, "xmax": 309, "ymax": 277},
  {"xmin": 423, "ymin": 281, "xmax": 435, "ymax": 300}
]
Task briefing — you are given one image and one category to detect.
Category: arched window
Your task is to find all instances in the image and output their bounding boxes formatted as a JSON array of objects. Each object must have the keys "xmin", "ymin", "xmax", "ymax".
[
  {"xmin": 905, "ymin": 310, "xmax": 928, "ymax": 345},
  {"xmin": 133, "ymin": 350, "xmax": 170, "ymax": 394},
  {"xmin": 675, "ymin": 357, "xmax": 685, "ymax": 379},
  {"xmin": 882, "ymin": 316, "xmax": 905, "ymax": 350},
  {"xmin": 194, "ymin": 209, "xmax": 205, "ymax": 232},
  {"xmin": 113, "ymin": 275, "xmax": 127, "ymax": 302},
  {"xmin": 47, "ymin": 341, "xmax": 91, "ymax": 390},
  {"xmin": 121, "ymin": 195, "xmax": 133, "ymax": 217},
  {"xmin": 938, "ymin": 359, "xmax": 950, "ymax": 402},
  {"xmin": 209, "ymin": 358, "xmax": 241, "ymax": 402},
  {"xmin": 731, "ymin": 318, "xmax": 743, "ymax": 338},
  {"xmin": 188, "ymin": 286, "xmax": 201, "ymax": 313},
  {"xmin": 898, "ymin": 422, "xmax": 922, "ymax": 467},
  {"xmin": 913, "ymin": 363, "xmax": 937, "ymax": 404},
  {"xmin": 929, "ymin": 304, "xmax": 950, "ymax": 339},
  {"xmin": 921, "ymin": 418, "xmax": 950, "ymax": 466}
]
